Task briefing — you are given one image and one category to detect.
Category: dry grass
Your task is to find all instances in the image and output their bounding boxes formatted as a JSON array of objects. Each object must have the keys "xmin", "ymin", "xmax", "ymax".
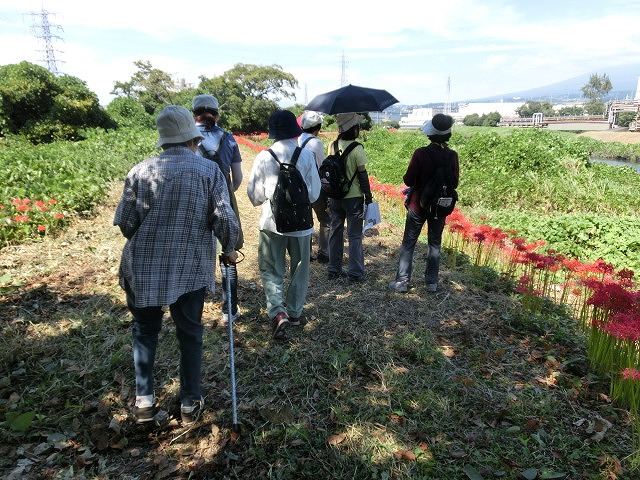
[{"xmin": 0, "ymin": 143, "xmax": 637, "ymax": 479}]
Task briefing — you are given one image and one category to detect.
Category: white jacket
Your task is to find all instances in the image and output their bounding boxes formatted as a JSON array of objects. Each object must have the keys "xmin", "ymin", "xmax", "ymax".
[{"xmin": 246, "ymin": 138, "xmax": 321, "ymax": 236}]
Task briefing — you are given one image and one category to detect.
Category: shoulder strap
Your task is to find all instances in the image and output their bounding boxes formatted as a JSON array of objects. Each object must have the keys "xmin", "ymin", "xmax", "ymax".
[
  {"xmin": 301, "ymin": 137, "xmax": 313, "ymax": 149},
  {"xmin": 268, "ymin": 147, "xmax": 302, "ymax": 167},
  {"xmin": 340, "ymin": 141, "xmax": 361, "ymax": 159},
  {"xmin": 267, "ymin": 148, "xmax": 282, "ymax": 166},
  {"xmin": 291, "ymin": 146, "xmax": 302, "ymax": 167}
]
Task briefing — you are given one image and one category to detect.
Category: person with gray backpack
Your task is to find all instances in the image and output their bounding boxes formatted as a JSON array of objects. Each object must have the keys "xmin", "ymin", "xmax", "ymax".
[{"xmin": 246, "ymin": 110, "xmax": 320, "ymax": 340}]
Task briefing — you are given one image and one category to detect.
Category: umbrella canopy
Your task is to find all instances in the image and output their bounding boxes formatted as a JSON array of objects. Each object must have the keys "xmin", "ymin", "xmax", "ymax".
[{"xmin": 305, "ymin": 84, "xmax": 399, "ymax": 114}]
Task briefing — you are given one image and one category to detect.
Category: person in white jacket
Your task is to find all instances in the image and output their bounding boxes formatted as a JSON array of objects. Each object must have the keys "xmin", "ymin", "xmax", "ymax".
[{"xmin": 247, "ymin": 110, "xmax": 320, "ymax": 339}]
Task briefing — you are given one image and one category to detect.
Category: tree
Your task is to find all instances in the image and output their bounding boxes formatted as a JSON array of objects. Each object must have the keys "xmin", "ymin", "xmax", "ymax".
[
  {"xmin": 516, "ymin": 101, "xmax": 555, "ymax": 118},
  {"xmin": 106, "ymin": 97, "xmax": 154, "ymax": 128},
  {"xmin": 0, "ymin": 61, "xmax": 114, "ymax": 143},
  {"xmin": 558, "ymin": 105, "xmax": 584, "ymax": 116},
  {"xmin": 581, "ymin": 73, "xmax": 612, "ymax": 103},
  {"xmin": 463, "ymin": 113, "xmax": 482, "ymax": 126},
  {"xmin": 111, "ymin": 60, "xmax": 177, "ymax": 115},
  {"xmin": 198, "ymin": 63, "xmax": 298, "ymax": 132},
  {"xmin": 482, "ymin": 111, "xmax": 501, "ymax": 127}
]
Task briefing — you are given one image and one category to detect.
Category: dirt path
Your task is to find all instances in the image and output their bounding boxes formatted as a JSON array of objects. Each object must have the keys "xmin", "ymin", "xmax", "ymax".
[{"xmin": 578, "ymin": 129, "xmax": 640, "ymax": 144}]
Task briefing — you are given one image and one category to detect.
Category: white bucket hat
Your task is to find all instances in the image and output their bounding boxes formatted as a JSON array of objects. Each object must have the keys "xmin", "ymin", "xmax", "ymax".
[
  {"xmin": 422, "ymin": 113, "xmax": 454, "ymax": 136},
  {"xmin": 299, "ymin": 111, "xmax": 323, "ymax": 129},
  {"xmin": 336, "ymin": 113, "xmax": 364, "ymax": 133},
  {"xmin": 156, "ymin": 105, "xmax": 204, "ymax": 148}
]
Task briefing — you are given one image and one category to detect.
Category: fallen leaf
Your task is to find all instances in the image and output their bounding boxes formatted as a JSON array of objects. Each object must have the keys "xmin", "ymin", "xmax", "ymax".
[
  {"xmin": 394, "ymin": 449, "xmax": 416, "ymax": 461},
  {"xmin": 327, "ymin": 433, "xmax": 346, "ymax": 445}
]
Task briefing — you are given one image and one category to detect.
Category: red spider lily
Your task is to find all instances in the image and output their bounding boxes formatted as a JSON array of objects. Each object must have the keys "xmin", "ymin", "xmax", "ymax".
[
  {"xmin": 15, "ymin": 204, "xmax": 30, "ymax": 212},
  {"xmin": 584, "ymin": 279, "xmax": 640, "ymax": 315},
  {"xmin": 604, "ymin": 313, "xmax": 640, "ymax": 341},
  {"xmin": 47, "ymin": 199, "xmax": 58, "ymax": 204},
  {"xmin": 37, "ymin": 224, "xmax": 46, "ymax": 233},
  {"xmin": 13, "ymin": 215, "xmax": 29, "ymax": 222},
  {"xmin": 621, "ymin": 368, "xmax": 640, "ymax": 381},
  {"xmin": 53, "ymin": 213, "xmax": 65, "ymax": 220}
]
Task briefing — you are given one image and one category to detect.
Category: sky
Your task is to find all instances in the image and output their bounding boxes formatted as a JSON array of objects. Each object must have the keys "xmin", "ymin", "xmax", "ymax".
[{"xmin": 1, "ymin": 0, "xmax": 640, "ymax": 108}]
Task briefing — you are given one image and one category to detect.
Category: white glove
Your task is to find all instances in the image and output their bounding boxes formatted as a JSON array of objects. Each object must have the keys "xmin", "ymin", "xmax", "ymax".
[{"xmin": 358, "ymin": 203, "xmax": 368, "ymax": 220}]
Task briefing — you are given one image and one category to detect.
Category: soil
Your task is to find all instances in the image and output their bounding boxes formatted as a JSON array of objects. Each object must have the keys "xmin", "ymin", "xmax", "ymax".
[{"xmin": 578, "ymin": 129, "xmax": 640, "ymax": 144}]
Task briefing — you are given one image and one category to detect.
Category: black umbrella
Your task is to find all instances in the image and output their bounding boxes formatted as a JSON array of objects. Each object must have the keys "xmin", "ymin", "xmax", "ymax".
[{"xmin": 305, "ymin": 84, "xmax": 399, "ymax": 114}]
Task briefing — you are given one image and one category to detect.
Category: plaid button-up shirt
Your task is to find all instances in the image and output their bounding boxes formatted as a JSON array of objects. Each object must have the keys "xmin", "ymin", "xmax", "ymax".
[{"xmin": 114, "ymin": 146, "xmax": 239, "ymax": 308}]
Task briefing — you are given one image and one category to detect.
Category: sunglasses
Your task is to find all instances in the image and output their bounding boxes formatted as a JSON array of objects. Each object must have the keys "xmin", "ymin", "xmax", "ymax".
[{"xmin": 193, "ymin": 108, "xmax": 218, "ymax": 116}]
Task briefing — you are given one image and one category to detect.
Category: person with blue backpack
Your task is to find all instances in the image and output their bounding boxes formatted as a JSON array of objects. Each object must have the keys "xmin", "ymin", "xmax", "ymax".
[
  {"xmin": 192, "ymin": 94, "xmax": 244, "ymax": 328},
  {"xmin": 246, "ymin": 110, "xmax": 320, "ymax": 340}
]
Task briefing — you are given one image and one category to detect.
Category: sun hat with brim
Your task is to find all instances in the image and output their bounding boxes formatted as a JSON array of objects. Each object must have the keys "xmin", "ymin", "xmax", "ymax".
[
  {"xmin": 422, "ymin": 113, "xmax": 454, "ymax": 136},
  {"xmin": 156, "ymin": 105, "xmax": 204, "ymax": 148},
  {"xmin": 299, "ymin": 111, "xmax": 323, "ymax": 129},
  {"xmin": 336, "ymin": 113, "xmax": 364, "ymax": 133},
  {"xmin": 192, "ymin": 94, "xmax": 219, "ymax": 111},
  {"xmin": 268, "ymin": 110, "xmax": 303, "ymax": 140}
]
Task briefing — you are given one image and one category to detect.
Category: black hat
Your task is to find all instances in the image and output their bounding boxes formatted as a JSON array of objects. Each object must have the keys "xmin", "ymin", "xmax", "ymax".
[{"xmin": 268, "ymin": 110, "xmax": 303, "ymax": 140}]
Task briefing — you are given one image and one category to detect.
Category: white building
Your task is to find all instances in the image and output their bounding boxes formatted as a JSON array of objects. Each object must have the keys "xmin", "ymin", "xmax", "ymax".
[
  {"xmin": 455, "ymin": 102, "xmax": 524, "ymax": 121},
  {"xmin": 399, "ymin": 107, "xmax": 435, "ymax": 129}
]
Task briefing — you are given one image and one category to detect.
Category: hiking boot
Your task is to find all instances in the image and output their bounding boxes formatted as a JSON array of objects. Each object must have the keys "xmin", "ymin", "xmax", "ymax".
[
  {"xmin": 132, "ymin": 405, "xmax": 156, "ymax": 424},
  {"xmin": 271, "ymin": 312, "xmax": 289, "ymax": 339},
  {"xmin": 327, "ymin": 269, "xmax": 347, "ymax": 280},
  {"xmin": 426, "ymin": 283, "xmax": 438, "ymax": 292},
  {"xmin": 181, "ymin": 397, "xmax": 204, "ymax": 425},
  {"xmin": 316, "ymin": 252, "xmax": 329, "ymax": 264},
  {"xmin": 347, "ymin": 274, "xmax": 365, "ymax": 284},
  {"xmin": 220, "ymin": 310, "xmax": 241, "ymax": 327},
  {"xmin": 288, "ymin": 315, "xmax": 306, "ymax": 326},
  {"xmin": 388, "ymin": 280, "xmax": 409, "ymax": 293}
]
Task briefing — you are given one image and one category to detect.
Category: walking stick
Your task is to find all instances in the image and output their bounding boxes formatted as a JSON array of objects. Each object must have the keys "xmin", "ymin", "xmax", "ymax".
[{"xmin": 220, "ymin": 255, "xmax": 240, "ymax": 433}]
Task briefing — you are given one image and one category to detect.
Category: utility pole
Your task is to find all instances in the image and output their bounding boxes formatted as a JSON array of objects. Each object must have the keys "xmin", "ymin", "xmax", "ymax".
[
  {"xmin": 28, "ymin": 8, "xmax": 63, "ymax": 75},
  {"xmin": 340, "ymin": 51, "xmax": 348, "ymax": 87},
  {"xmin": 444, "ymin": 76, "xmax": 451, "ymax": 115}
]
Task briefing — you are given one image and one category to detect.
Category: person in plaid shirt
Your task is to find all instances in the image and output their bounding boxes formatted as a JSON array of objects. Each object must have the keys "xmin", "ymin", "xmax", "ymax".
[{"xmin": 114, "ymin": 105, "xmax": 239, "ymax": 425}]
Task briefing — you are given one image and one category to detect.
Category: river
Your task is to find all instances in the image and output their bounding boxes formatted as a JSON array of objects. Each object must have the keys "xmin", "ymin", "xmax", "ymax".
[{"xmin": 589, "ymin": 157, "xmax": 640, "ymax": 173}]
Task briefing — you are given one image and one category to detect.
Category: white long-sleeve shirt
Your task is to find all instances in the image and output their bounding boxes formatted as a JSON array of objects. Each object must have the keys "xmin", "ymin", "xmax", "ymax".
[{"xmin": 246, "ymin": 138, "xmax": 321, "ymax": 237}]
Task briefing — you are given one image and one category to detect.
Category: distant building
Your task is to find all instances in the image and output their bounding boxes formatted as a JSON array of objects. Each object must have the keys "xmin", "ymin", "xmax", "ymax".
[
  {"xmin": 399, "ymin": 107, "xmax": 437, "ymax": 129},
  {"xmin": 455, "ymin": 102, "xmax": 524, "ymax": 121}
]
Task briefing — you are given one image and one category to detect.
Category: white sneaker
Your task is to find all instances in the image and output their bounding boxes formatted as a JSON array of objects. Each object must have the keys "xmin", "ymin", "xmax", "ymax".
[{"xmin": 220, "ymin": 310, "xmax": 241, "ymax": 326}]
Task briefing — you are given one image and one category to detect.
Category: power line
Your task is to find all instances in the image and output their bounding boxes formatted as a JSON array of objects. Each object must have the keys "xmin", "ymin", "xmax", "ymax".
[{"xmin": 27, "ymin": 8, "xmax": 64, "ymax": 75}]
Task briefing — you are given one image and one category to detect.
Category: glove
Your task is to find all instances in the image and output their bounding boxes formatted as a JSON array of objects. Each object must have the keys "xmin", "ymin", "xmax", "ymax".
[{"xmin": 358, "ymin": 203, "xmax": 368, "ymax": 220}]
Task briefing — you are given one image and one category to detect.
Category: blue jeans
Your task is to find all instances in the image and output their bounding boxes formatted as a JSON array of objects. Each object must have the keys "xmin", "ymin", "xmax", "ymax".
[
  {"xmin": 257, "ymin": 230, "xmax": 311, "ymax": 319},
  {"xmin": 328, "ymin": 196, "xmax": 365, "ymax": 278},
  {"xmin": 126, "ymin": 282, "xmax": 206, "ymax": 405},
  {"xmin": 394, "ymin": 209, "xmax": 446, "ymax": 285}
]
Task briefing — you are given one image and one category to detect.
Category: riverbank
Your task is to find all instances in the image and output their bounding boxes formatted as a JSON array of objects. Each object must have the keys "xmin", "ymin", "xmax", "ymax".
[{"xmin": 578, "ymin": 129, "xmax": 640, "ymax": 144}]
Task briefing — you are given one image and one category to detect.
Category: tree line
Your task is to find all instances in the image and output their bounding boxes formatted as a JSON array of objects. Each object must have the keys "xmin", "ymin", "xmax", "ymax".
[{"xmin": 0, "ymin": 60, "xmax": 306, "ymax": 144}]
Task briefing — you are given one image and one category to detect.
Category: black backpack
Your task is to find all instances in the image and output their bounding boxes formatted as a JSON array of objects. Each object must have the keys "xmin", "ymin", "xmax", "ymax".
[
  {"xmin": 419, "ymin": 149, "xmax": 458, "ymax": 220},
  {"xmin": 267, "ymin": 147, "xmax": 314, "ymax": 233},
  {"xmin": 318, "ymin": 140, "xmax": 361, "ymax": 199}
]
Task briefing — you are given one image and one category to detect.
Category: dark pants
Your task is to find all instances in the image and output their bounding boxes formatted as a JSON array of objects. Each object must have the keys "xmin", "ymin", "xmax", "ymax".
[
  {"xmin": 126, "ymin": 282, "xmax": 206, "ymax": 405},
  {"xmin": 394, "ymin": 209, "xmax": 446, "ymax": 285},
  {"xmin": 328, "ymin": 196, "xmax": 365, "ymax": 279}
]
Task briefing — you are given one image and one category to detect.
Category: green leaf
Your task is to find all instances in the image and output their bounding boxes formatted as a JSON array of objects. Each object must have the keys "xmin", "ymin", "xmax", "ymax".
[
  {"xmin": 463, "ymin": 465, "xmax": 485, "ymax": 480},
  {"xmin": 540, "ymin": 471, "xmax": 568, "ymax": 479},
  {"xmin": 522, "ymin": 468, "xmax": 538, "ymax": 480},
  {"xmin": 7, "ymin": 411, "xmax": 36, "ymax": 432}
]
